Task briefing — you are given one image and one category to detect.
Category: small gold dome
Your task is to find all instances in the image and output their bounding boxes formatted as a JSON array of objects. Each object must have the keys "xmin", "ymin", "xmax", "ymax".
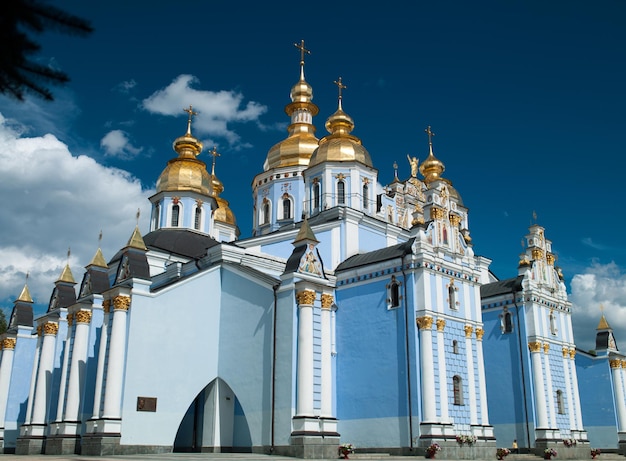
[
  {"xmin": 207, "ymin": 147, "xmax": 237, "ymax": 226},
  {"xmin": 156, "ymin": 114, "xmax": 211, "ymax": 195},
  {"xmin": 309, "ymin": 107, "xmax": 372, "ymax": 168},
  {"xmin": 420, "ymin": 151, "xmax": 445, "ymax": 184}
]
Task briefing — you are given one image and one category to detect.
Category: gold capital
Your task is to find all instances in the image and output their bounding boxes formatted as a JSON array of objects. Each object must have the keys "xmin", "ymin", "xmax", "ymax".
[
  {"xmin": 296, "ymin": 290, "xmax": 316, "ymax": 306},
  {"xmin": 562, "ymin": 346, "xmax": 569, "ymax": 358},
  {"xmin": 416, "ymin": 316, "xmax": 433, "ymax": 330},
  {"xmin": 67, "ymin": 313, "xmax": 73, "ymax": 327},
  {"xmin": 1, "ymin": 338, "xmax": 16, "ymax": 350},
  {"xmin": 449, "ymin": 214, "xmax": 462, "ymax": 227},
  {"xmin": 75, "ymin": 310, "xmax": 93, "ymax": 324},
  {"xmin": 543, "ymin": 343, "xmax": 550, "ymax": 354},
  {"xmin": 475, "ymin": 328, "xmax": 484, "ymax": 341},
  {"xmin": 436, "ymin": 318, "xmax": 446, "ymax": 332},
  {"xmin": 569, "ymin": 348, "xmax": 576, "ymax": 359},
  {"xmin": 103, "ymin": 299, "xmax": 111, "ymax": 314},
  {"xmin": 621, "ymin": 360, "xmax": 626, "ymax": 369},
  {"xmin": 610, "ymin": 359, "xmax": 622, "ymax": 369},
  {"xmin": 430, "ymin": 207, "xmax": 444, "ymax": 220},
  {"xmin": 528, "ymin": 341, "xmax": 542, "ymax": 353},
  {"xmin": 113, "ymin": 295, "xmax": 131, "ymax": 311},
  {"xmin": 43, "ymin": 322, "xmax": 59, "ymax": 336},
  {"xmin": 464, "ymin": 325, "xmax": 474, "ymax": 338},
  {"xmin": 321, "ymin": 293, "xmax": 334, "ymax": 309}
]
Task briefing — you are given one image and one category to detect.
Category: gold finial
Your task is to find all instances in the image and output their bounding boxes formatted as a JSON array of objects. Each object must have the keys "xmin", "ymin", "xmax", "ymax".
[
  {"xmin": 98, "ymin": 230, "xmax": 103, "ymax": 246},
  {"xmin": 333, "ymin": 77, "xmax": 347, "ymax": 110},
  {"xmin": 393, "ymin": 161, "xmax": 398, "ymax": 180},
  {"xmin": 67, "ymin": 247, "xmax": 71, "ymax": 263},
  {"xmin": 425, "ymin": 126, "xmax": 435, "ymax": 149},
  {"xmin": 183, "ymin": 105, "xmax": 198, "ymax": 136},
  {"xmin": 136, "ymin": 208, "xmax": 141, "ymax": 225},
  {"xmin": 294, "ymin": 39, "xmax": 310, "ymax": 65},
  {"xmin": 209, "ymin": 146, "xmax": 221, "ymax": 175}
]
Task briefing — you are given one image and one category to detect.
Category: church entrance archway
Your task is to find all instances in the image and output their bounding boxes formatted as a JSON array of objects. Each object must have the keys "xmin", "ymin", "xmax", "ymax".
[{"xmin": 173, "ymin": 378, "xmax": 251, "ymax": 452}]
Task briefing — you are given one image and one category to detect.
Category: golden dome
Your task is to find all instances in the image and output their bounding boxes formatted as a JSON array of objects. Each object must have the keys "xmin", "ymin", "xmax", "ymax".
[
  {"xmin": 156, "ymin": 106, "xmax": 211, "ymax": 195},
  {"xmin": 309, "ymin": 79, "xmax": 372, "ymax": 168},
  {"xmin": 419, "ymin": 126, "xmax": 445, "ymax": 184},
  {"xmin": 264, "ymin": 44, "xmax": 319, "ymax": 170},
  {"xmin": 207, "ymin": 147, "xmax": 236, "ymax": 226}
]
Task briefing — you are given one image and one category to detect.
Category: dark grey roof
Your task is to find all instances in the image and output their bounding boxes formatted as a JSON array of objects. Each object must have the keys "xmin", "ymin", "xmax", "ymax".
[
  {"xmin": 79, "ymin": 267, "xmax": 110, "ymax": 298},
  {"xmin": 480, "ymin": 275, "xmax": 524, "ymax": 298},
  {"xmin": 8, "ymin": 300, "xmax": 33, "ymax": 330},
  {"xmin": 144, "ymin": 229, "xmax": 221, "ymax": 259},
  {"xmin": 47, "ymin": 284, "xmax": 77, "ymax": 312},
  {"xmin": 336, "ymin": 239, "xmax": 414, "ymax": 272},
  {"xmin": 114, "ymin": 249, "xmax": 151, "ymax": 283}
]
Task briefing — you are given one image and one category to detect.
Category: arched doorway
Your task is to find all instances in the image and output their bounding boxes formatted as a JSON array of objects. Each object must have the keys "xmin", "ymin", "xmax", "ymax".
[{"xmin": 173, "ymin": 378, "xmax": 251, "ymax": 452}]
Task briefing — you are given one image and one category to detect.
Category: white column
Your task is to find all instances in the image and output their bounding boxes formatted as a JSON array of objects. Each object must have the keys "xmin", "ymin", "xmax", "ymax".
[
  {"xmin": 296, "ymin": 290, "xmax": 315, "ymax": 416},
  {"xmin": 475, "ymin": 328, "xmax": 490, "ymax": 425},
  {"xmin": 611, "ymin": 360, "xmax": 626, "ymax": 432},
  {"xmin": 568, "ymin": 349, "xmax": 584, "ymax": 431},
  {"xmin": 464, "ymin": 325, "xmax": 478, "ymax": 425},
  {"xmin": 91, "ymin": 304, "xmax": 110, "ymax": 418},
  {"xmin": 31, "ymin": 322, "xmax": 59, "ymax": 424},
  {"xmin": 529, "ymin": 341, "xmax": 548, "ymax": 428},
  {"xmin": 55, "ymin": 317, "xmax": 72, "ymax": 422},
  {"xmin": 102, "ymin": 295, "xmax": 130, "ymax": 419},
  {"xmin": 544, "ymin": 344, "xmax": 556, "ymax": 427},
  {"xmin": 0, "ymin": 338, "xmax": 16, "ymax": 429},
  {"xmin": 417, "ymin": 316, "xmax": 437, "ymax": 422},
  {"xmin": 320, "ymin": 294, "xmax": 333, "ymax": 417},
  {"xmin": 562, "ymin": 347, "xmax": 576, "ymax": 432},
  {"xmin": 24, "ymin": 335, "xmax": 42, "ymax": 425},
  {"xmin": 64, "ymin": 310, "xmax": 92, "ymax": 421},
  {"xmin": 435, "ymin": 319, "xmax": 449, "ymax": 421}
]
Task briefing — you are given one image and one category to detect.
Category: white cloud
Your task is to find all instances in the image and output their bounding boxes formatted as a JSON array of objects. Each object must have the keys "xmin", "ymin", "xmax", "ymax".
[
  {"xmin": 569, "ymin": 261, "xmax": 626, "ymax": 352},
  {"xmin": 100, "ymin": 129, "xmax": 143, "ymax": 159},
  {"xmin": 142, "ymin": 74, "xmax": 267, "ymax": 146},
  {"xmin": 113, "ymin": 79, "xmax": 137, "ymax": 93},
  {"xmin": 0, "ymin": 113, "xmax": 153, "ymax": 317}
]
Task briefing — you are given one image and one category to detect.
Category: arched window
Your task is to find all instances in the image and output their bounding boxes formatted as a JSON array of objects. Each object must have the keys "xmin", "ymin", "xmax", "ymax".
[
  {"xmin": 452, "ymin": 340, "xmax": 459, "ymax": 354},
  {"xmin": 313, "ymin": 182, "xmax": 321, "ymax": 212},
  {"xmin": 282, "ymin": 195, "xmax": 292, "ymax": 220},
  {"xmin": 337, "ymin": 180, "xmax": 346, "ymax": 205},
  {"xmin": 362, "ymin": 183, "xmax": 369, "ymax": 209},
  {"xmin": 387, "ymin": 275, "xmax": 401, "ymax": 308},
  {"xmin": 171, "ymin": 204, "xmax": 180, "ymax": 227},
  {"xmin": 501, "ymin": 307, "xmax": 513, "ymax": 333},
  {"xmin": 262, "ymin": 199, "xmax": 270, "ymax": 225},
  {"xmin": 556, "ymin": 390, "xmax": 565, "ymax": 414},
  {"xmin": 448, "ymin": 279, "xmax": 457, "ymax": 310},
  {"xmin": 453, "ymin": 375, "xmax": 464, "ymax": 405},
  {"xmin": 194, "ymin": 207, "xmax": 202, "ymax": 230},
  {"xmin": 153, "ymin": 203, "xmax": 160, "ymax": 230}
]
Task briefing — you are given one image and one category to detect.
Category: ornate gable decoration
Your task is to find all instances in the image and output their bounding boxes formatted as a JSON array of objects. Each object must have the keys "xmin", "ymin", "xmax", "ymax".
[{"xmin": 298, "ymin": 243, "xmax": 323, "ymax": 277}]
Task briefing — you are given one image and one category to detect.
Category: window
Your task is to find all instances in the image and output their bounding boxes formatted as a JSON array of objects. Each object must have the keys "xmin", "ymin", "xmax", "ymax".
[
  {"xmin": 153, "ymin": 203, "xmax": 160, "ymax": 230},
  {"xmin": 194, "ymin": 207, "xmax": 202, "ymax": 230},
  {"xmin": 171, "ymin": 204, "xmax": 180, "ymax": 227},
  {"xmin": 262, "ymin": 199, "xmax": 270, "ymax": 225},
  {"xmin": 452, "ymin": 340, "xmax": 459, "ymax": 354},
  {"xmin": 282, "ymin": 195, "xmax": 292, "ymax": 220},
  {"xmin": 337, "ymin": 180, "xmax": 346, "ymax": 205},
  {"xmin": 556, "ymin": 390, "xmax": 565, "ymax": 414},
  {"xmin": 362, "ymin": 183, "xmax": 369, "ymax": 209},
  {"xmin": 501, "ymin": 307, "xmax": 513, "ymax": 333},
  {"xmin": 387, "ymin": 275, "xmax": 401, "ymax": 308},
  {"xmin": 453, "ymin": 375, "xmax": 464, "ymax": 405},
  {"xmin": 313, "ymin": 182, "xmax": 321, "ymax": 212}
]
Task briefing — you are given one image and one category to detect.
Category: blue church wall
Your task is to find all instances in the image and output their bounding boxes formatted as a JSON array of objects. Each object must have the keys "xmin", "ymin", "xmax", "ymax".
[
  {"xmin": 576, "ymin": 354, "xmax": 618, "ymax": 448},
  {"xmin": 3, "ymin": 329, "xmax": 37, "ymax": 448},
  {"xmin": 482, "ymin": 306, "xmax": 535, "ymax": 448},
  {"xmin": 357, "ymin": 226, "xmax": 386, "ymax": 254},
  {"xmin": 335, "ymin": 276, "xmax": 418, "ymax": 448}
]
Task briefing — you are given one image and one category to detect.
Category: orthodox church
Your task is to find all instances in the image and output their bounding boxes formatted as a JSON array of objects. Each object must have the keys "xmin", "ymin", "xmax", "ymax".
[{"xmin": 0, "ymin": 41, "xmax": 624, "ymax": 458}]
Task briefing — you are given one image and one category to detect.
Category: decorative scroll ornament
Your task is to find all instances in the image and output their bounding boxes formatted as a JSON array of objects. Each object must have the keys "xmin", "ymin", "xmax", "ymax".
[
  {"xmin": 75, "ymin": 310, "xmax": 93, "ymax": 324},
  {"xmin": 296, "ymin": 290, "xmax": 316, "ymax": 306},
  {"xmin": 416, "ymin": 316, "xmax": 433, "ymax": 330},
  {"xmin": 2, "ymin": 338, "xmax": 16, "ymax": 350},
  {"xmin": 464, "ymin": 325, "xmax": 474, "ymax": 338},
  {"xmin": 321, "ymin": 293, "xmax": 334, "ymax": 309},
  {"xmin": 528, "ymin": 341, "xmax": 542, "ymax": 353},
  {"xmin": 475, "ymin": 328, "xmax": 484, "ymax": 341},
  {"xmin": 113, "ymin": 295, "xmax": 131, "ymax": 311},
  {"xmin": 436, "ymin": 318, "xmax": 446, "ymax": 331},
  {"xmin": 430, "ymin": 207, "xmax": 445, "ymax": 220},
  {"xmin": 43, "ymin": 322, "xmax": 59, "ymax": 336}
]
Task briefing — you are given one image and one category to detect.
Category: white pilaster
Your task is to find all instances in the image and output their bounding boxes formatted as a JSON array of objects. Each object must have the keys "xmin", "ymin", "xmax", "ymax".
[
  {"xmin": 435, "ymin": 319, "xmax": 449, "ymax": 421},
  {"xmin": 611, "ymin": 360, "xmax": 626, "ymax": 432},
  {"xmin": 569, "ymin": 349, "xmax": 584, "ymax": 431},
  {"xmin": 530, "ymin": 342, "xmax": 548, "ymax": 428},
  {"xmin": 475, "ymin": 328, "xmax": 490, "ymax": 425},
  {"xmin": 64, "ymin": 311, "xmax": 92, "ymax": 422},
  {"xmin": 544, "ymin": 345, "xmax": 556, "ymax": 427},
  {"xmin": 54, "ymin": 319, "xmax": 72, "ymax": 424},
  {"xmin": 24, "ymin": 335, "xmax": 42, "ymax": 426},
  {"xmin": 418, "ymin": 316, "xmax": 436, "ymax": 422},
  {"xmin": 296, "ymin": 290, "xmax": 314, "ymax": 416},
  {"xmin": 32, "ymin": 322, "xmax": 59, "ymax": 425},
  {"xmin": 91, "ymin": 305, "xmax": 110, "ymax": 419},
  {"xmin": 464, "ymin": 325, "xmax": 478, "ymax": 425},
  {"xmin": 102, "ymin": 296, "xmax": 130, "ymax": 419},
  {"xmin": 0, "ymin": 338, "xmax": 16, "ymax": 429},
  {"xmin": 562, "ymin": 347, "xmax": 576, "ymax": 432},
  {"xmin": 320, "ymin": 295, "xmax": 333, "ymax": 417}
]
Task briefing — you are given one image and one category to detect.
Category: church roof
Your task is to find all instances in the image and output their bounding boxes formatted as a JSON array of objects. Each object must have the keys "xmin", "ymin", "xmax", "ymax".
[
  {"xmin": 143, "ymin": 228, "xmax": 221, "ymax": 259},
  {"xmin": 480, "ymin": 275, "xmax": 524, "ymax": 298},
  {"xmin": 336, "ymin": 239, "xmax": 414, "ymax": 272}
]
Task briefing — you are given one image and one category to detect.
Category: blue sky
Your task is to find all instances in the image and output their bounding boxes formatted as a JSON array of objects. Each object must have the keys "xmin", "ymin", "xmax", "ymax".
[{"xmin": 0, "ymin": 0, "xmax": 625, "ymax": 351}]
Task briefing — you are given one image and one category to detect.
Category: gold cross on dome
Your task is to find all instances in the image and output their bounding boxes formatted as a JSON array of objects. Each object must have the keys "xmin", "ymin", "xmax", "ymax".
[
  {"xmin": 294, "ymin": 39, "xmax": 310, "ymax": 64},
  {"xmin": 333, "ymin": 77, "xmax": 347, "ymax": 99},
  {"xmin": 183, "ymin": 105, "xmax": 198, "ymax": 135},
  {"xmin": 425, "ymin": 125, "xmax": 435, "ymax": 146},
  {"xmin": 209, "ymin": 146, "xmax": 221, "ymax": 174}
]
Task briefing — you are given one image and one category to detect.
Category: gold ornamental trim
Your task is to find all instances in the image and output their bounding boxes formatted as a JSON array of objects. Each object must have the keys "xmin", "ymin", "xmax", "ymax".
[
  {"xmin": 321, "ymin": 293, "xmax": 334, "ymax": 309},
  {"xmin": 562, "ymin": 346, "xmax": 569, "ymax": 358},
  {"xmin": 416, "ymin": 316, "xmax": 433, "ymax": 330},
  {"xmin": 449, "ymin": 214, "xmax": 462, "ymax": 227},
  {"xmin": 475, "ymin": 328, "xmax": 484, "ymax": 341},
  {"xmin": 75, "ymin": 310, "xmax": 93, "ymax": 324},
  {"xmin": 103, "ymin": 299, "xmax": 111, "ymax": 314},
  {"xmin": 436, "ymin": 318, "xmax": 446, "ymax": 332},
  {"xmin": 430, "ymin": 207, "xmax": 445, "ymax": 220},
  {"xmin": 528, "ymin": 341, "xmax": 542, "ymax": 353},
  {"xmin": 532, "ymin": 249, "xmax": 544, "ymax": 260},
  {"xmin": 569, "ymin": 348, "xmax": 576, "ymax": 359},
  {"xmin": 610, "ymin": 359, "xmax": 622, "ymax": 369},
  {"xmin": 543, "ymin": 343, "xmax": 550, "ymax": 354},
  {"xmin": 464, "ymin": 325, "xmax": 473, "ymax": 338},
  {"xmin": 37, "ymin": 325, "xmax": 42, "ymax": 336},
  {"xmin": 113, "ymin": 295, "xmax": 131, "ymax": 311},
  {"xmin": 43, "ymin": 322, "xmax": 59, "ymax": 336},
  {"xmin": 546, "ymin": 253, "xmax": 556, "ymax": 265},
  {"xmin": 296, "ymin": 290, "xmax": 316, "ymax": 306},
  {"xmin": 67, "ymin": 313, "xmax": 73, "ymax": 327},
  {"xmin": 2, "ymin": 338, "xmax": 16, "ymax": 350},
  {"xmin": 622, "ymin": 360, "xmax": 626, "ymax": 369}
]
